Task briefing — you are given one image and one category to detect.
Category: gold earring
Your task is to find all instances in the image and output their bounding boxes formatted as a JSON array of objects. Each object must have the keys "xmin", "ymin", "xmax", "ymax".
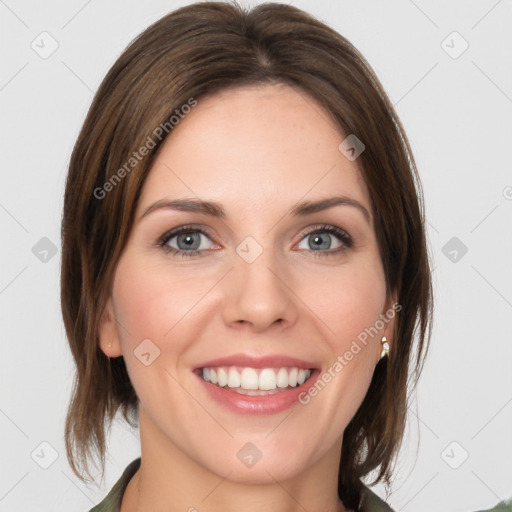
[{"xmin": 380, "ymin": 336, "xmax": 390, "ymax": 360}]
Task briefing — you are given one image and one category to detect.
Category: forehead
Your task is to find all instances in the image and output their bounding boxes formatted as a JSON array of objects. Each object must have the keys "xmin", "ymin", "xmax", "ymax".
[{"xmin": 137, "ymin": 83, "xmax": 371, "ymax": 218}]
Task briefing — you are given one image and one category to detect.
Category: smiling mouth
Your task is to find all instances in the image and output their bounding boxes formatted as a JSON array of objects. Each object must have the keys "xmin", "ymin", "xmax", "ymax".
[{"xmin": 195, "ymin": 366, "xmax": 314, "ymax": 395}]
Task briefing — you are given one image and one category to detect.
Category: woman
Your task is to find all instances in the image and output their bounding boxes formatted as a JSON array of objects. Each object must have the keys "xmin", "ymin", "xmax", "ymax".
[{"xmin": 60, "ymin": 2, "xmax": 509, "ymax": 511}]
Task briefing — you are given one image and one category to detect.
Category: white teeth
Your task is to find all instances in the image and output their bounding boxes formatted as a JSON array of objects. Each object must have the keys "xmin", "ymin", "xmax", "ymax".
[
  {"xmin": 217, "ymin": 367, "xmax": 228, "ymax": 387},
  {"xmin": 259, "ymin": 368, "xmax": 277, "ymax": 390},
  {"xmin": 276, "ymin": 368, "xmax": 289, "ymax": 388},
  {"xmin": 288, "ymin": 368, "xmax": 298, "ymax": 387},
  {"xmin": 200, "ymin": 366, "xmax": 312, "ymax": 391},
  {"xmin": 227, "ymin": 367, "xmax": 240, "ymax": 388},
  {"xmin": 240, "ymin": 368, "xmax": 259, "ymax": 390}
]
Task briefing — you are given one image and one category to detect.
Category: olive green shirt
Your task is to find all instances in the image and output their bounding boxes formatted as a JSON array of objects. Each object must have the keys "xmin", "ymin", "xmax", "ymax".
[{"xmin": 88, "ymin": 457, "xmax": 511, "ymax": 512}]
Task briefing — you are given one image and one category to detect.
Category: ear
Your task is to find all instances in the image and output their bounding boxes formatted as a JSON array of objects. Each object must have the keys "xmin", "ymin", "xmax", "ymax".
[
  {"xmin": 98, "ymin": 297, "xmax": 123, "ymax": 358},
  {"xmin": 382, "ymin": 292, "xmax": 399, "ymax": 346},
  {"xmin": 376, "ymin": 292, "xmax": 399, "ymax": 363}
]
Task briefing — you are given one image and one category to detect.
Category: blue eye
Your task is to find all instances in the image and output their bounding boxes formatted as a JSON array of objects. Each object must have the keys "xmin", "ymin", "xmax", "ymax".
[
  {"xmin": 159, "ymin": 225, "xmax": 214, "ymax": 257},
  {"xmin": 158, "ymin": 224, "xmax": 353, "ymax": 258},
  {"xmin": 296, "ymin": 225, "xmax": 353, "ymax": 256}
]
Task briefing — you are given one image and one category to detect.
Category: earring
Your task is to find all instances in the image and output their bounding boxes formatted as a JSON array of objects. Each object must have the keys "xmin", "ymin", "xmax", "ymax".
[{"xmin": 380, "ymin": 336, "xmax": 390, "ymax": 360}]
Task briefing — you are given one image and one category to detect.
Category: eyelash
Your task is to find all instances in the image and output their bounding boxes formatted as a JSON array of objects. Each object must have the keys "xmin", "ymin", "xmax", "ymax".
[{"xmin": 157, "ymin": 223, "xmax": 354, "ymax": 258}]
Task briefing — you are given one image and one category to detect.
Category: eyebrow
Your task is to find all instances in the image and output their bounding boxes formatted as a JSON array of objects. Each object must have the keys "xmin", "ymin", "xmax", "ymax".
[{"xmin": 139, "ymin": 196, "xmax": 371, "ymax": 224}]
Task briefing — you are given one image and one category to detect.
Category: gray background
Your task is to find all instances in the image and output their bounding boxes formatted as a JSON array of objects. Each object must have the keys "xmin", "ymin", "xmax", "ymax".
[{"xmin": 1, "ymin": 1, "xmax": 511, "ymax": 511}]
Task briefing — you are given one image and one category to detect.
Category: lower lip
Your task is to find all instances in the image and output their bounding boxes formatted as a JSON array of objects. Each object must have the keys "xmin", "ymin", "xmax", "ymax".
[{"xmin": 194, "ymin": 370, "xmax": 320, "ymax": 415}]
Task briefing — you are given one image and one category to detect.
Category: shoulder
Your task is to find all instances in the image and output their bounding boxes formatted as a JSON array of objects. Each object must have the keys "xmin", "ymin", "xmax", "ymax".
[
  {"xmin": 359, "ymin": 485, "xmax": 395, "ymax": 512},
  {"xmin": 87, "ymin": 457, "xmax": 141, "ymax": 512},
  {"xmin": 359, "ymin": 486, "xmax": 512, "ymax": 512},
  {"xmin": 472, "ymin": 498, "xmax": 512, "ymax": 512}
]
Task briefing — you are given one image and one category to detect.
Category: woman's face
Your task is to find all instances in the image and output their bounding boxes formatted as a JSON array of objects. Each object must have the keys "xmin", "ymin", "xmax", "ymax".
[{"xmin": 100, "ymin": 83, "xmax": 395, "ymax": 484}]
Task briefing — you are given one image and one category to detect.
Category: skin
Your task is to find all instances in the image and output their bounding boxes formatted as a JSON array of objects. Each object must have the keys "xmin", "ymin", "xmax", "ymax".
[{"xmin": 99, "ymin": 83, "xmax": 395, "ymax": 512}]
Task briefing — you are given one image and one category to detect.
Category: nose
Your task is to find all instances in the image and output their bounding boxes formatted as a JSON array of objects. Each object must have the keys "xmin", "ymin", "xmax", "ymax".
[{"xmin": 221, "ymin": 246, "xmax": 299, "ymax": 333}]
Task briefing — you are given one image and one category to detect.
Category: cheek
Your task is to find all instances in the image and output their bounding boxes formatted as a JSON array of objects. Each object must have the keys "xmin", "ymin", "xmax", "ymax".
[
  {"xmin": 113, "ymin": 255, "xmax": 205, "ymax": 338},
  {"xmin": 300, "ymin": 257, "xmax": 387, "ymax": 347},
  {"xmin": 113, "ymin": 248, "xmax": 387, "ymax": 359},
  {"xmin": 110, "ymin": 257, "xmax": 207, "ymax": 414},
  {"xmin": 111, "ymin": 255, "xmax": 215, "ymax": 382},
  {"xmin": 296, "ymin": 262, "xmax": 386, "ymax": 430}
]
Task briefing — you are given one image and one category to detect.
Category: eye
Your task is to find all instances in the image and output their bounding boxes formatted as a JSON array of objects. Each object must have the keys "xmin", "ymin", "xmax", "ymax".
[
  {"xmin": 157, "ymin": 223, "xmax": 353, "ymax": 258},
  {"xmin": 158, "ymin": 225, "xmax": 217, "ymax": 258},
  {"xmin": 296, "ymin": 225, "xmax": 353, "ymax": 256}
]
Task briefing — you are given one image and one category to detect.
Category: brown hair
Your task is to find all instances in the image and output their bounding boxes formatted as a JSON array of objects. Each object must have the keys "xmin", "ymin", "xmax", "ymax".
[{"xmin": 61, "ymin": 1, "xmax": 432, "ymax": 509}]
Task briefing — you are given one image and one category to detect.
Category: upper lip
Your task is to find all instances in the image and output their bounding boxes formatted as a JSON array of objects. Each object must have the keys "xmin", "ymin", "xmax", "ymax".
[{"xmin": 194, "ymin": 353, "xmax": 320, "ymax": 370}]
